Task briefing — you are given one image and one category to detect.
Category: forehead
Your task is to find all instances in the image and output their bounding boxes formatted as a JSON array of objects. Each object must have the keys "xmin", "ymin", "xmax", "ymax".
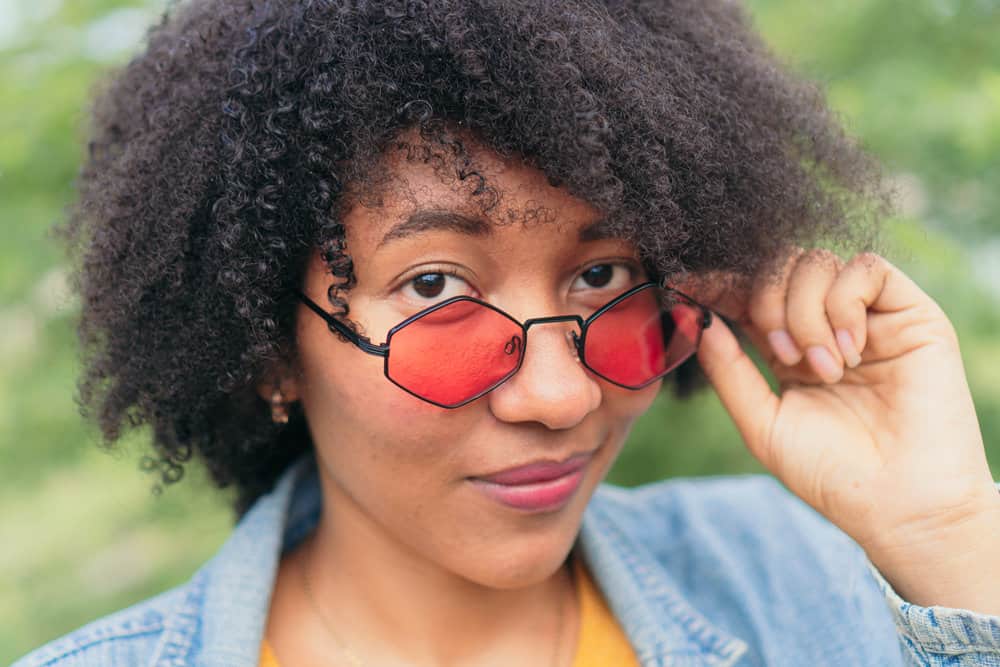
[{"xmin": 339, "ymin": 126, "xmax": 617, "ymax": 251}]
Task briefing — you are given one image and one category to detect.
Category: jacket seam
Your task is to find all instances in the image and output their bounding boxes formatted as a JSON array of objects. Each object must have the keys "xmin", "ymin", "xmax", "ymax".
[
  {"xmin": 23, "ymin": 626, "xmax": 164, "ymax": 667},
  {"xmin": 590, "ymin": 497, "xmax": 748, "ymax": 664},
  {"xmin": 147, "ymin": 569, "xmax": 207, "ymax": 666}
]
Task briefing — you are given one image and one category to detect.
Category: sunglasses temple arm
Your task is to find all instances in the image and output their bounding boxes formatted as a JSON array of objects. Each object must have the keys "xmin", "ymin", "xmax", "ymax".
[{"xmin": 294, "ymin": 289, "xmax": 389, "ymax": 357}]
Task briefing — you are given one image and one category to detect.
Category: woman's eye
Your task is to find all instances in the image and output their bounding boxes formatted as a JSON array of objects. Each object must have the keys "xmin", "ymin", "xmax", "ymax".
[
  {"xmin": 400, "ymin": 272, "xmax": 473, "ymax": 302},
  {"xmin": 572, "ymin": 263, "xmax": 634, "ymax": 292}
]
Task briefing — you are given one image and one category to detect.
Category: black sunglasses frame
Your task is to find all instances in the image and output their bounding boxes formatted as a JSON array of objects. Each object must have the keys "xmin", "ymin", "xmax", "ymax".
[{"xmin": 296, "ymin": 281, "xmax": 713, "ymax": 409}]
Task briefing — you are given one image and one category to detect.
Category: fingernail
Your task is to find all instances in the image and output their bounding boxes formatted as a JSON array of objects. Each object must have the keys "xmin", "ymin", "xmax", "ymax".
[
  {"xmin": 767, "ymin": 329, "xmax": 802, "ymax": 365},
  {"xmin": 806, "ymin": 345, "xmax": 843, "ymax": 383},
  {"xmin": 835, "ymin": 329, "xmax": 862, "ymax": 368}
]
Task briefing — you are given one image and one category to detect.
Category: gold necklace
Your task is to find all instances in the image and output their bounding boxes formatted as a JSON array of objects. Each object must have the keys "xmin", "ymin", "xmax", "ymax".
[
  {"xmin": 297, "ymin": 546, "xmax": 568, "ymax": 667},
  {"xmin": 298, "ymin": 550, "xmax": 365, "ymax": 667}
]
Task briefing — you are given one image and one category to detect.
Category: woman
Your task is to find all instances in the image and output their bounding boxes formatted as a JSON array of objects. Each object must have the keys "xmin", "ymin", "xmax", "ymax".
[{"xmin": 14, "ymin": 1, "xmax": 1000, "ymax": 665}]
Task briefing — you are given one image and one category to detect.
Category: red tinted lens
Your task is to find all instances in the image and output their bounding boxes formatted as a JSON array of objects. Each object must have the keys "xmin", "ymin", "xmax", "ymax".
[
  {"xmin": 386, "ymin": 300, "xmax": 523, "ymax": 407},
  {"xmin": 583, "ymin": 287, "xmax": 702, "ymax": 388}
]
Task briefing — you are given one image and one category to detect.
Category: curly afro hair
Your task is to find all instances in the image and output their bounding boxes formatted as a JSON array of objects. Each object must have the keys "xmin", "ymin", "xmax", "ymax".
[{"xmin": 62, "ymin": 0, "xmax": 889, "ymax": 518}]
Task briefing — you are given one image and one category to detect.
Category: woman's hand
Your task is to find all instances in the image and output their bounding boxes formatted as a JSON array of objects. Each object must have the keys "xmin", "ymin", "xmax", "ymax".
[{"xmin": 689, "ymin": 249, "xmax": 1000, "ymax": 613}]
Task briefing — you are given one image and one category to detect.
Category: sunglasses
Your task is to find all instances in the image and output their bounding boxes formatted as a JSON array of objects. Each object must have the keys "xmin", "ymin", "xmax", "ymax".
[{"xmin": 296, "ymin": 281, "xmax": 713, "ymax": 409}]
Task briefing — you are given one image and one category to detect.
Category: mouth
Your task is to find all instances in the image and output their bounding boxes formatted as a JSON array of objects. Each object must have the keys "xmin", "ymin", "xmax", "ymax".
[{"xmin": 467, "ymin": 451, "xmax": 593, "ymax": 512}]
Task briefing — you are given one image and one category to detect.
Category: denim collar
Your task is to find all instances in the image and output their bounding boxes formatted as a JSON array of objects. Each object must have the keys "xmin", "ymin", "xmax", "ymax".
[{"xmin": 152, "ymin": 453, "xmax": 748, "ymax": 667}]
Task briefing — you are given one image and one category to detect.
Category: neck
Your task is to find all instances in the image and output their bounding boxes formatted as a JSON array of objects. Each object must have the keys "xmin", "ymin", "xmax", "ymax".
[{"xmin": 285, "ymin": 481, "xmax": 579, "ymax": 667}]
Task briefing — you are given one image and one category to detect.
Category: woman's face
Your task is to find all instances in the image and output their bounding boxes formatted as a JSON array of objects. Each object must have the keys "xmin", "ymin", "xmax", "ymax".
[{"xmin": 288, "ymin": 133, "xmax": 661, "ymax": 589}]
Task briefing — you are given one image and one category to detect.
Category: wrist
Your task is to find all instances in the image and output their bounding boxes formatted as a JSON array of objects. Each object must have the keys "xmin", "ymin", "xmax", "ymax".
[{"xmin": 864, "ymin": 497, "xmax": 1000, "ymax": 615}]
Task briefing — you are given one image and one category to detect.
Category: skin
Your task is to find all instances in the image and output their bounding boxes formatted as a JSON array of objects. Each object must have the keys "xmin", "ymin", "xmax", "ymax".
[
  {"xmin": 261, "ymin": 132, "xmax": 661, "ymax": 667},
  {"xmin": 260, "ymin": 129, "xmax": 1000, "ymax": 666},
  {"xmin": 692, "ymin": 249, "xmax": 1000, "ymax": 614}
]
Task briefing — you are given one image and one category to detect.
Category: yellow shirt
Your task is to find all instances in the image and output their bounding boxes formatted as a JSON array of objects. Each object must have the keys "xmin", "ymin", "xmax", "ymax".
[{"xmin": 259, "ymin": 554, "xmax": 640, "ymax": 667}]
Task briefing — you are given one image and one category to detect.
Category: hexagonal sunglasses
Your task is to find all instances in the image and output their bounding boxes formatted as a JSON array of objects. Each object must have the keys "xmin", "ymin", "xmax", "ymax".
[{"xmin": 296, "ymin": 281, "xmax": 713, "ymax": 409}]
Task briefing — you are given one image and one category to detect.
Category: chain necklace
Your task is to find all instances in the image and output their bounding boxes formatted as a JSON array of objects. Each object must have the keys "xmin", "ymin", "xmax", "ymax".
[{"xmin": 297, "ymin": 545, "xmax": 569, "ymax": 667}]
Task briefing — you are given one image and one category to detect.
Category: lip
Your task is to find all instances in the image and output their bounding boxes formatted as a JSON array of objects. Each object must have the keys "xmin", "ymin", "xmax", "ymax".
[
  {"xmin": 474, "ymin": 452, "xmax": 593, "ymax": 485},
  {"xmin": 468, "ymin": 451, "xmax": 593, "ymax": 512}
]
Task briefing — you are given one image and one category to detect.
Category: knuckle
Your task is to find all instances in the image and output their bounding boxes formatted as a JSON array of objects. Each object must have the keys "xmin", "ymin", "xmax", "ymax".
[
  {"xmin": 849, "ymin": 251, "xmax": 884, "ymax": 271},
  {"xmin": 824, "ymin": 284, "xmax": 862, "ymax": 319},
  {"xmin": 801, "ymin": 247, "xmax": 840, "ymax": 268},
  {"xmin": 823, "ymin": 289, "xmax": 845, "ymax": 317},
  {"xmin": 775, "ymin": 245, "xmax": 807, "ymax": 269}
]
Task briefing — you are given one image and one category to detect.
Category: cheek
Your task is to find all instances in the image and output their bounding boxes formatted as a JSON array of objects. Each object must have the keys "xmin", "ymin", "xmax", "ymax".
[
  {"xmin": 586, "ymin": 379, "xmax": 661, "ymax": 477},
  {"xmin": 304, "ymin": 352, "xmax": 455, "ymax": 467},
  {"xmin": 601, "ymin": 376, "xmax": 662, "ymax": 422},
  {"xmin": 303, "ymin": 351, "xmax": 473, "ymax": 551},
  {"xmin": 295, "ymin": 310, "xmax": 457, "ymax": 465}
]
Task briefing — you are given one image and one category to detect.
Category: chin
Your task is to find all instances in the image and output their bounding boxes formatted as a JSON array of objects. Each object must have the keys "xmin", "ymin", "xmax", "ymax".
[
  {"xmin": 451, "ymin": 490, "xmax": 594, "ymax": 590},
  {"xmin": 461, "ymin": 536, "xmax": 578, "ymax": 590}
]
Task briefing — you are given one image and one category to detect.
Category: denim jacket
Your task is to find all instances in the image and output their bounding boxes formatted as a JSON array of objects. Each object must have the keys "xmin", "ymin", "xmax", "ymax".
[{"xmin": 13, "ymin": 453, "xmax": 1000, "ymax": 667}]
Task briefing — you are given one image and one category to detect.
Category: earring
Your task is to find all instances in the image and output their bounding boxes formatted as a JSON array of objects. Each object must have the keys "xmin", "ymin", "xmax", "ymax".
[{"xmin": 269, "ymin": 388, "xmax": 289, "ymax": 424}]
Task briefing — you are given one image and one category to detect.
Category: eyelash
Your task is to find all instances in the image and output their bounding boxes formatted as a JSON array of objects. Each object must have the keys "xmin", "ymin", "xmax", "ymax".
[
  {"xmin": 394, "ymin": 266, "xmax": 473, "ymax": 299},
  {"xmin": 394, "ymin": 260, "xmax": 642, "ymax": 302}
]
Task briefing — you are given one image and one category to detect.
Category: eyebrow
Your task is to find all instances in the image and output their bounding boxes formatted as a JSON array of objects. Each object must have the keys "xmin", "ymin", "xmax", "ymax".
[
  {"xmin": 376, "ymin": 209, "xmax": 619, "ymax": 249},
  {"xmin": 377, "ymin": 210, "xmax": 490, "ymax": 249},
  {"xmin": 576, "ymin": 217, "xmax": 618, "ymax": 242}
]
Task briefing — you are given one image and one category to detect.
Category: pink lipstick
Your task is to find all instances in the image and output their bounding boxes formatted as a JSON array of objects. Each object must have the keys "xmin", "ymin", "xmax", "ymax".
[{"xmin": 468, "ymin": 452, "xmax": 592, "ymax": 512}]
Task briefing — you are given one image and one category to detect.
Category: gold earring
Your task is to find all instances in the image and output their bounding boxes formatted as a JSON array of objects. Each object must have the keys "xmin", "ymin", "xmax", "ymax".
[{"xmin": 269, "ymin": 388, "xmax": 289, "ymax": 424}]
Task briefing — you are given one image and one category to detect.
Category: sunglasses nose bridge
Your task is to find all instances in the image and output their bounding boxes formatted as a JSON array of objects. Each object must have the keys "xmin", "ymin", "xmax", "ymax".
[{"xmin": 521, "ymin": 315, "xmax": 584, "ymax": 359}]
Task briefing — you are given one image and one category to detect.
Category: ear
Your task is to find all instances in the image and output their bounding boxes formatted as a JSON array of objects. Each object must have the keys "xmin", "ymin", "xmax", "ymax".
[{"xmin": 255, "ymin": 363, "xmax": 301, "ymax": 404}]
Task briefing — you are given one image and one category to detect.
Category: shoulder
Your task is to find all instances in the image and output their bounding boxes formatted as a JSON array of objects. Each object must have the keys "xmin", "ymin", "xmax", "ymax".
[{"xmin": 11, "ymin": 576, "xmax": 200, "ymax": 667}]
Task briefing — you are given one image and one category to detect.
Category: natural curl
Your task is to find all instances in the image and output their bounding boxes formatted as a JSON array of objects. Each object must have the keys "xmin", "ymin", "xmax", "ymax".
[{"xmin": 61, "ymin": 0, "xmax": 890, "ymax": 518}]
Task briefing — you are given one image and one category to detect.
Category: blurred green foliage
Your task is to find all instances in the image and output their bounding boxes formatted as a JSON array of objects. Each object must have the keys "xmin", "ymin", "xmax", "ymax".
[{"xmin": 1, "ymin": 0, "xmax": 998, "ymax": 662}]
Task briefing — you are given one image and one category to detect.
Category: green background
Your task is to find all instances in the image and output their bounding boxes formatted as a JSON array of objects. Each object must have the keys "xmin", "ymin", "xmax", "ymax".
[{"xmin": 2, "ymin": 0, "xmax": 999, "ymax": 662}]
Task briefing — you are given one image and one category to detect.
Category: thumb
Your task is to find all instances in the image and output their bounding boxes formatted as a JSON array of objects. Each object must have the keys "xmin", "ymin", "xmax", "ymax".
[{"xmin": 697, "ymin": 313, "xmax": 780, "ymax": 470}]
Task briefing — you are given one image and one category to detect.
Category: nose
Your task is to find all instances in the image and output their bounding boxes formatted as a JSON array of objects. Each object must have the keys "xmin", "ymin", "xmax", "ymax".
[{"xmin": 488, "ymin": 319, "xmax": 602, "ymax": 429}]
